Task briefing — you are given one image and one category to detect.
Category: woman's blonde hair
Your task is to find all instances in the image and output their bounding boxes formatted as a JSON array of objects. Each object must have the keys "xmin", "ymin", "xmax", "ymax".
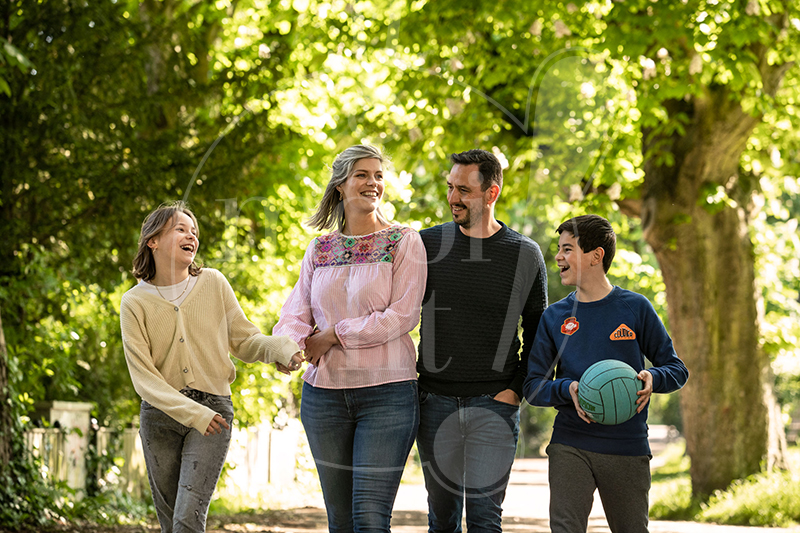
[
  {"xmin": 132, "ymin": 201, "xmax": 202, "ymax": 281},
  {"xmin": 307, "ymin": 144, "xmax": 390, "ymax": 232}
]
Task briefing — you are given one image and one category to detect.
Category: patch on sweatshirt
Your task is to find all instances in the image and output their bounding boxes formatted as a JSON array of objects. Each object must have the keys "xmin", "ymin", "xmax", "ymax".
[
  {"xmin": 610, "ymin": 323, "xmax": 636, "ymax": 340},
  {"xmin": 561, "ymin": 317, "xmax": 579, "ymax": 336}
]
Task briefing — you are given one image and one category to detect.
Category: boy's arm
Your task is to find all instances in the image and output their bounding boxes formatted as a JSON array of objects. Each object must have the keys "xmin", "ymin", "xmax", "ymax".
[
  {"xmin": 638, "ymin": 297, "xmax": 689, "ymax": 393},
  {"xmin": 523, "ymin": 316, "xmax": 574, "ymax": 407}
]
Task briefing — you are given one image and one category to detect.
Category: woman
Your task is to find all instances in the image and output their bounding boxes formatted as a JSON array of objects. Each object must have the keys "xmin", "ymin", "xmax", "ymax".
[
  {"xmin": 120, "ymin": 201, "xmax": 303, "ymax": 532},
  {"xmin": 275, "ymin": 145, "xmax": 427, "ymax": 532}
]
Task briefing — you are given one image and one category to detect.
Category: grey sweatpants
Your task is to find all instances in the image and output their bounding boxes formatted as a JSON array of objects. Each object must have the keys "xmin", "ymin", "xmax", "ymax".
[{"xmin": 547, "ymin": 442, "xmax": 651, "ymax": 533}]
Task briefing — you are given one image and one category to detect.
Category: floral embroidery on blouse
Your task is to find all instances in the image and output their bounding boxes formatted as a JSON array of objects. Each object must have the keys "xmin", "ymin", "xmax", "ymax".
[{"xmin": 313, "ymin": 226, "xmax": 411, "ymax": 268}]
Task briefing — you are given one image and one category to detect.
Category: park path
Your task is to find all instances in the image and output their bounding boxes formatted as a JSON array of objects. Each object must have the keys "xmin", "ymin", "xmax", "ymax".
[
  {"xmin": 390, "ymin": 457, "xmax": 799, "ymax": 533},
  {"xmin": 214, "ymin": 457, "xmax": 799, "ymax": 533},
  {"xmin": 229, "ymin": 457, "xmax": 799, "ymax": 533},
  {"xmin": 209, "ymin": 430, "xmax": 800, "ymax": 533}
]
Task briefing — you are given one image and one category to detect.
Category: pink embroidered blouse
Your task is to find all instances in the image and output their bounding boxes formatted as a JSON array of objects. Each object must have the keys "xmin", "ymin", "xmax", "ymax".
[{"xmin": 274, "ymin": 225, "xmax": 427, "ymax": 389}]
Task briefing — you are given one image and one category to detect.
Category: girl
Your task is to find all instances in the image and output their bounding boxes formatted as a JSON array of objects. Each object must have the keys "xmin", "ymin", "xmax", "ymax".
[{"xmin": 120, "ymin": 201, "xmax": 303, "ymax": 532}]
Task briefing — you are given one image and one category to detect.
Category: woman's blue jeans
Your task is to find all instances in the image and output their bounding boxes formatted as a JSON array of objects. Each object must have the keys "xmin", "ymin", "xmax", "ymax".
[
  {"xmin": 300, "ymin": 380, "xmax": 420, "ymax": 533},
  {"xmin": 139, "ymin": 389, "xmax": 234, "ymax": 533}
]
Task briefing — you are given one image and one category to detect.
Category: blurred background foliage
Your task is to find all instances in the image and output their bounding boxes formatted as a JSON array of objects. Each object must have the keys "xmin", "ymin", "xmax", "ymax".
[{"xmin": 1, "ymin": 0, "xmax": 799, "ymax": 523}]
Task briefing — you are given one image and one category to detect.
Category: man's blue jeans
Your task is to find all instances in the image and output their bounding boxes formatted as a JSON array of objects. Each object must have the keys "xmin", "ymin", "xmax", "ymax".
[
  {"xmin": 416, "ymin": 390, "xmax": 520, "ymax": 533},
  {"xmin": 139, "ymin": 389, "xmax": 234, "ymax": 533},
  {"xmin": 300, "ymin": 380, "xmax": 419, "ymax": 533}
]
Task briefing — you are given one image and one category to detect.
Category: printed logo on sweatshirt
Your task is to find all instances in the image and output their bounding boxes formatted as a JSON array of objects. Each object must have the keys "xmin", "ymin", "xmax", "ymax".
[
  {"xmin": 610, "ymin": 324, "xmax": 636, "ymax": 340},
  {"xmin": 561, "ymin": 317, "xmax": 579, "ymax": 336}
]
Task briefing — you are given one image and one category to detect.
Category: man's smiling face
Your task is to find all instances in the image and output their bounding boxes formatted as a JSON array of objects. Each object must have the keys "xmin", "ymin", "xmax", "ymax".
[{"xmin": 447, "ymin": 163, "xmax": 489, "ymax": 230}]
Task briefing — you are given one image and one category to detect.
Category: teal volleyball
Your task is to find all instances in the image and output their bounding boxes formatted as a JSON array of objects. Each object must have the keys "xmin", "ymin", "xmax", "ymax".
[{"xmin": 577, "ymin": 360, "xmax": 642, "ymax": 425}]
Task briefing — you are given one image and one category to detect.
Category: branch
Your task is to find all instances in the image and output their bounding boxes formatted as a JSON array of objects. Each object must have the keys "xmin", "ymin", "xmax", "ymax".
[
  {"xmin": 617, "ymin": 197, "xmax": 642, "ymax": 219},
  {"xmin": 749, "ymin": 9, "xmax": 795, "ymax": 98}
]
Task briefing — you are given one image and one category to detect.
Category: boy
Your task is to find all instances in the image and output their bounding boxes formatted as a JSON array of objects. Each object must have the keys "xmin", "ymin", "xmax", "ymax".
[{"xmin": 523, "ymin": 214, "xmax": 688, "ymax": 533}]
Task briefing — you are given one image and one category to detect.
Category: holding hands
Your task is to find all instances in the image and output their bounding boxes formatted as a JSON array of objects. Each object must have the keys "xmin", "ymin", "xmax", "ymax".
[
  {"xmin": 303, "ymin": 327, "xmax": 340, "ymax": 366},
  {"xmin": 275, "ymin": 327, "xmax": 339, "ymax": 371},
  {"xmin": 275, "ymin": 351, "xmax": 305, "ymax": 375}
]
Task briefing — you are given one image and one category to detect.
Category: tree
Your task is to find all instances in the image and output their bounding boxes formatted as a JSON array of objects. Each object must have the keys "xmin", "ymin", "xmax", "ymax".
[
  {"xmin": 0, "ymin": 0, "xmax": 329, "ymax": 520},
  {"xmin": 0, "ymin": 311, "xmax": 9, "ymax": 474},
  {"xmin": 329, "ymin": 0, "xmax": 800, "ymax": 498}
]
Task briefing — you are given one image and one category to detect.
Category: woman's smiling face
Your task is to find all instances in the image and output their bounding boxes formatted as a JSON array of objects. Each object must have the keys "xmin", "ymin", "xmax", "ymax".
[{"xmin": 337, "ymin": 158, "xmax": 384, "ymax": 214}]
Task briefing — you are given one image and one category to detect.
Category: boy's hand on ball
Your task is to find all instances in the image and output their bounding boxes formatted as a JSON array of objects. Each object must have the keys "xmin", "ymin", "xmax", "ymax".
[
  {"xmin": 636, "ymin": 370, "xmax": 653, "ymax": 412},
  {"xmin": 569, "ymin": 381, "xmax": 594, "ymax": 424}
]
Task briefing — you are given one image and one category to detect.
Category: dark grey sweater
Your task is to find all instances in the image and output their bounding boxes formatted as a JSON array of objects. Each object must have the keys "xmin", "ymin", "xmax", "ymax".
[{"xmin": 417, "ymin": 221, "xmax": 548, "ymax": 398}]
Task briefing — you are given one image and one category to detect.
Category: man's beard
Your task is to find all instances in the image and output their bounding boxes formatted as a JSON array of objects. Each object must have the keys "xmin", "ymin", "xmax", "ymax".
[{"xmin": 452, "ymin": 204, "xmax": 479, "ymax": 229}]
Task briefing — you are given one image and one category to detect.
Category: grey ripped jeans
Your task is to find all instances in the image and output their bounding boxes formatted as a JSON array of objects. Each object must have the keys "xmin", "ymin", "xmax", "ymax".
[{"xmin": 139, "ymin": 388, "xmax": 233, "ymax": 533}]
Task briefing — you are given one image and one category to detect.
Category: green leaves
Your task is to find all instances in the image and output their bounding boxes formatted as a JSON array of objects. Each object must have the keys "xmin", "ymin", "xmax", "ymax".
[
  {"xmin": 0, "ymin": 36, "xmax": 34, "ymax": 96},
  {"xmin": 1, "ymin": 0, "xmax": 800, "ymax": 519}
]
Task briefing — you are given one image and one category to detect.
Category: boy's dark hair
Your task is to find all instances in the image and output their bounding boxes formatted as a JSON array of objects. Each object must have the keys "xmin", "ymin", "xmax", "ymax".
[
  {"xmin": 557, "ymin": 215, "xmax": 616, "ymax": 273},
  {"xmin": 450, "ymin": 149, "xmax": 503, "ymax": 191}
]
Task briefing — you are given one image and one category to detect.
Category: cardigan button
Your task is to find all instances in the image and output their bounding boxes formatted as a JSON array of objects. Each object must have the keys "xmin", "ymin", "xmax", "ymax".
[
  {"xmin": 183, "ymin": 368, "xmax": 188, "ymax": 373},
  {"xmin": 174, "ymin": 307, "xmax": 179, "ymax": 311},
  {"xmin": 180, "ymin": 338, "xmax": 184, "ymax": 343}
]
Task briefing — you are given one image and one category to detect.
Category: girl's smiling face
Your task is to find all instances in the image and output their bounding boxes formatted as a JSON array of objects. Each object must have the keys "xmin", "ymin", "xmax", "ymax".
[{"xmin": 149, "ymin": 211, "xmax": 199, "ymax": 270}]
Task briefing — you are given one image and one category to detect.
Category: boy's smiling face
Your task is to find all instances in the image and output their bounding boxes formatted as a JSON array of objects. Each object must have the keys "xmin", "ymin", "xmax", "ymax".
[{"xmin": 555, "ymin": 231, "xmax": 594, "ymax": 287}]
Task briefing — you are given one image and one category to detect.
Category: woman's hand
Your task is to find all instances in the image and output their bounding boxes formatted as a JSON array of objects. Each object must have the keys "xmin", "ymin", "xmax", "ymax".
[
  {"xmin": 569, "ymin": 381, "xmax": 593, "ymax": 424},
  {"xmin": 304, "ymin": 327, "xmax": 339, "ymax": 366},
  {"xmin": 204, "ymin": 413, "xmax": 230, "ymax": 436}
]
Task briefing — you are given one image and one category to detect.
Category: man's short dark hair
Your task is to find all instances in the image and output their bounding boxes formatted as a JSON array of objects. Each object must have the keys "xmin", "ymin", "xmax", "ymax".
[
  {"xmin": 557, "ymin": 215, "xmax": 616, "ymax": 273},
  {"xmin": 450, "ymin": 149, "xmax": 503, "ymax": 191}
]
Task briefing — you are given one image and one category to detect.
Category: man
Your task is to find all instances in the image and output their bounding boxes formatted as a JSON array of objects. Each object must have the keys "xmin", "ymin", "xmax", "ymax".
[{"xmin": 417, "ymin": 149, "xmax": 548, "ymax": 532}]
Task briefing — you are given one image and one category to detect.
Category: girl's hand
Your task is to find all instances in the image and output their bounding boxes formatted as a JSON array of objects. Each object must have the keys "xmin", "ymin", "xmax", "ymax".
[
  {"xmin": 288, "ymin": 352, "xmax": 304, "ymax": 371},
  {"xmin": 275, "ymin": 352, "xmax": 304, "ymax": 374},
  {"xmin": 204, "ymin": 413, "xmax": 230, "ymax": 436}
]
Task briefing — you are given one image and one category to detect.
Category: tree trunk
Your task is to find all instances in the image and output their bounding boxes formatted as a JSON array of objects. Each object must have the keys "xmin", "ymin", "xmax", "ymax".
[
  {"xmin": 639, "ymin": 89, "xmax": 785, "ymax": 498},
  {"xmin": 0, "ymin": 309, "xmax": 11, "ymax": 474}
]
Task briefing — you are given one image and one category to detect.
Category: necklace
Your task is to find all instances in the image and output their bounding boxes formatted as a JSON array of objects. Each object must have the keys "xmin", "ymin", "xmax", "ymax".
[
  {"xmin": 153, "ymin": 275, "xmax": 191, "ymax": 302},
  {"xmin": 343, "ymin": 222, "xmax": 389, "ymax": 236}
]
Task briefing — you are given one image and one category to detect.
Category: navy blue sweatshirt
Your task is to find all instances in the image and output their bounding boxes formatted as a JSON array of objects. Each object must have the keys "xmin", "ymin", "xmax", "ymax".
[{"xmin": 524, "ymin": 286, "xmax": 688, "ymax": 456}]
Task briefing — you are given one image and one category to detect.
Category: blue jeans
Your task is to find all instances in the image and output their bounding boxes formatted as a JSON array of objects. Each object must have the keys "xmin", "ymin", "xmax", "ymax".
[
  {"xmin": 139, "ymin": 389, "xmax": 234, "ymax": 533},
  {"xmin": 300, "ymin": 380, "xmax": 420, "ymax": 533},
  {"xmin": 416, "ymin": 391, "xmax": 520, "ymax": 533}
]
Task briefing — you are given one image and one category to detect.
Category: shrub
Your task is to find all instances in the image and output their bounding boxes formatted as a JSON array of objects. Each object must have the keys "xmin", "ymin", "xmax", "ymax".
[{"xmin": 699, "ymin": 471, "xmax": 800, "ymax": 527}]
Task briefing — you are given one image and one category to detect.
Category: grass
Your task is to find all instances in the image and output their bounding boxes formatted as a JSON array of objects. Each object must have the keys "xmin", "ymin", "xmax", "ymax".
[{"xmin": 650, "ymin": 442, "xmax": 800, "ymax": 527}]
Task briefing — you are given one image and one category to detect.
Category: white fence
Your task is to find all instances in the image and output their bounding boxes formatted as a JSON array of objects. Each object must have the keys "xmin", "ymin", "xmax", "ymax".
[{"xmin": 25, "ymin": 401, "xmax": 305, "ymax": 500}]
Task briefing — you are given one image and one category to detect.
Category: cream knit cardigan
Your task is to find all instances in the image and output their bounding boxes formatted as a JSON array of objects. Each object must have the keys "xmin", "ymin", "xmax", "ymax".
[{"xmin": 120, "ymin": 268, "xmax": 299, "ymax": 434}]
